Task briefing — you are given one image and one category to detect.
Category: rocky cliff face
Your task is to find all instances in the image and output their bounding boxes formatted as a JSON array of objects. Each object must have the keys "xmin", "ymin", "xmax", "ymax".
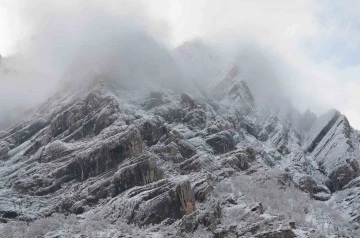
[
  {"xmin": 303, "ymin": 110, "xmax": 360, "ymax": 192},
  {"xmin": 1, "ymin": 43, "xmax": 360, "ymax": 238}
]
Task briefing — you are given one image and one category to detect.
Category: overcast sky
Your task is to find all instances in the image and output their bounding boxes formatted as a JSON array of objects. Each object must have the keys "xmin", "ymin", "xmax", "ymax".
[{"xmin": 1, "ymin": 0, "xmax": 360, "ymax": 128}]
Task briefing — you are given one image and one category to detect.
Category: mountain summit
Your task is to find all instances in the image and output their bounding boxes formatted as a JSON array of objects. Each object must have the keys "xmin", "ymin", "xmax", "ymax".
[{"xmin": 0, "ymin": 39, "xmax": 359, "ymax": 238}]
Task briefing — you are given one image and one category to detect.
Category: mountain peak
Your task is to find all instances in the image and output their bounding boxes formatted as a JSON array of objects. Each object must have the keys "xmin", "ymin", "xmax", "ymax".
[{"xmin": 1, "ymin": 40, "xmax": 360, "ymax": 237}]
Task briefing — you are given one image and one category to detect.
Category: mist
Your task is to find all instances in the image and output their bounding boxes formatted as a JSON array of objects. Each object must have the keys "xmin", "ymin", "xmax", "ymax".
[
  {"xmin": 0, "ymin": 0, "xmax": 181, "ymax": 128},
  {"xmin": 1, "ymin": 0, "xmax": 360, "ymax": 128}
]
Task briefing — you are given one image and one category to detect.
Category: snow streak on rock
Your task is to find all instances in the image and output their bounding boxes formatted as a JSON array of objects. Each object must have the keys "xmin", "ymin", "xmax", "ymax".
[{"xmin": 0, "ymin": 40, "xmax": 360, "ymax": 238}]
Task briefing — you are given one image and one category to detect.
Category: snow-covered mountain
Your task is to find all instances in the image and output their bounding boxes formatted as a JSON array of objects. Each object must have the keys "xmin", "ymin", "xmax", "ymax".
[{"xmin": 0, "ymin": 39, "xmax": 360, "ymax": 238}]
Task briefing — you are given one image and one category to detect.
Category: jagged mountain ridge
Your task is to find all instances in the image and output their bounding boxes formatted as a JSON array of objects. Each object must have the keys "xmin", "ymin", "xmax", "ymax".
[{"xmin": 0, "ymin": 40, "xmax": 360, "ymax": 237}]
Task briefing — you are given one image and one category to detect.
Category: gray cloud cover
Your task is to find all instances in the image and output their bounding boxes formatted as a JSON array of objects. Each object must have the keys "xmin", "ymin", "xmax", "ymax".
[{"xmin": 1, "ymin": 0, "xmax": 360, "ymax": 128}]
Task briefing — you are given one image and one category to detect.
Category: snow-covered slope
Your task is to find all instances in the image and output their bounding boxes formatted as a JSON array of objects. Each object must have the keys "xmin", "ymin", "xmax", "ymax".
[
  {"xmin": 0, "ymin": 40, "xmax": 360, "ymax": 238},
  {"xmin": 304, "ymin": 109, "xmax": 360, "ymax": 191}
]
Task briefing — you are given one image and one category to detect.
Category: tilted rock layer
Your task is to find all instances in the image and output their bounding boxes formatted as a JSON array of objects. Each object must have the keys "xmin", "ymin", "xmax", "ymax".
[{"xmin": 1, "ymin": 43, "xmax": 360, "ymax": 237}]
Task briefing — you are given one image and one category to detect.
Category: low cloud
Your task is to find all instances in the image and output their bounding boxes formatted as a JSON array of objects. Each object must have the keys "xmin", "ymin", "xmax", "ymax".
[
  {"xmin": 0, "ymin": 0, "xmax": 177, "ymax": 128},
  {"xmin": 1, "ymin": 0, "xmax": 360, "ymax": 128}
]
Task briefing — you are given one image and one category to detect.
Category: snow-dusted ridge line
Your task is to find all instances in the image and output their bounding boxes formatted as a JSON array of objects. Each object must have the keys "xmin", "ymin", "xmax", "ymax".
[{"xmin": 0, "ymin": 40, "xmax": 360, "ymax": 237}]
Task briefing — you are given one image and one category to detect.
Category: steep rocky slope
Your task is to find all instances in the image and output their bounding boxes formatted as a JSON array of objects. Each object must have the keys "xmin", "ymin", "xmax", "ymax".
[{"xmin": 0, "ymin": 42, "xmax": 360, "ymax": 237}]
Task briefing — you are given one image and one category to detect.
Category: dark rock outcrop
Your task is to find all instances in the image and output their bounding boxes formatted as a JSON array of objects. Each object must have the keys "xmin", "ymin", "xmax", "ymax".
[
  {"xmin": 193, "ymin": 176, "xmax": 214, "ymax": 202},
  {"xmin": 139, "ymin": 118, "xmax": 168, "ymax": 146},
  {"xmin": 306, "ymin": 110, "xmax": 341, "ymax": 153},
  {"xmin": 110, "ymin": 157, "xmax": 164, "ymax": 196},
  {"xmin": 221, "ymin": 148, "xmax": 256, "ymax": 171},
  {"xmin": 304, "ymin": 110, "xmax": 359, "ymax": 192},
  {"xmin": 0, "ymin": 141, "xmax": 10, "ymax": 160},
  {"xmin": 104, "ymin": 179, "xmax": 196, "ymax": 225},
  {"xmin": 206, "ymin": 131, "xmax": 235, "ymax": 155},
  {"xmin": 254, "ymin": 229, "xmax": 295, "ymax": 238},
  {"xmin": 181, "ymin": 93, "xmax": 198, "ymax": 110},
  {"xmin": 297, "ymin": 176, "xmax": 331, "ymax": 201},
  {"xmin": 327, "ymin": 163, "xmax": 360, "ymax": 192}
]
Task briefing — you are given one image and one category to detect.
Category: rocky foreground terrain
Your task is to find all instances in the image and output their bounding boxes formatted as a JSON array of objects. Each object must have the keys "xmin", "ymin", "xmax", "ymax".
[{"xmin": 1, "ymin": 40, "xmax": 360, "ymax": 237}]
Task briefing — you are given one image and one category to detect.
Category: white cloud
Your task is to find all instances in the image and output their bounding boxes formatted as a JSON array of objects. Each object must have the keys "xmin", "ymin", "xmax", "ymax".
[
  {"xmin": 164, "ymin": 0, "xmax": 360, "ymax": 129},
  {"xmin": 1, "ymin": 0, "xmax": 360, "ymax": 128}
]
